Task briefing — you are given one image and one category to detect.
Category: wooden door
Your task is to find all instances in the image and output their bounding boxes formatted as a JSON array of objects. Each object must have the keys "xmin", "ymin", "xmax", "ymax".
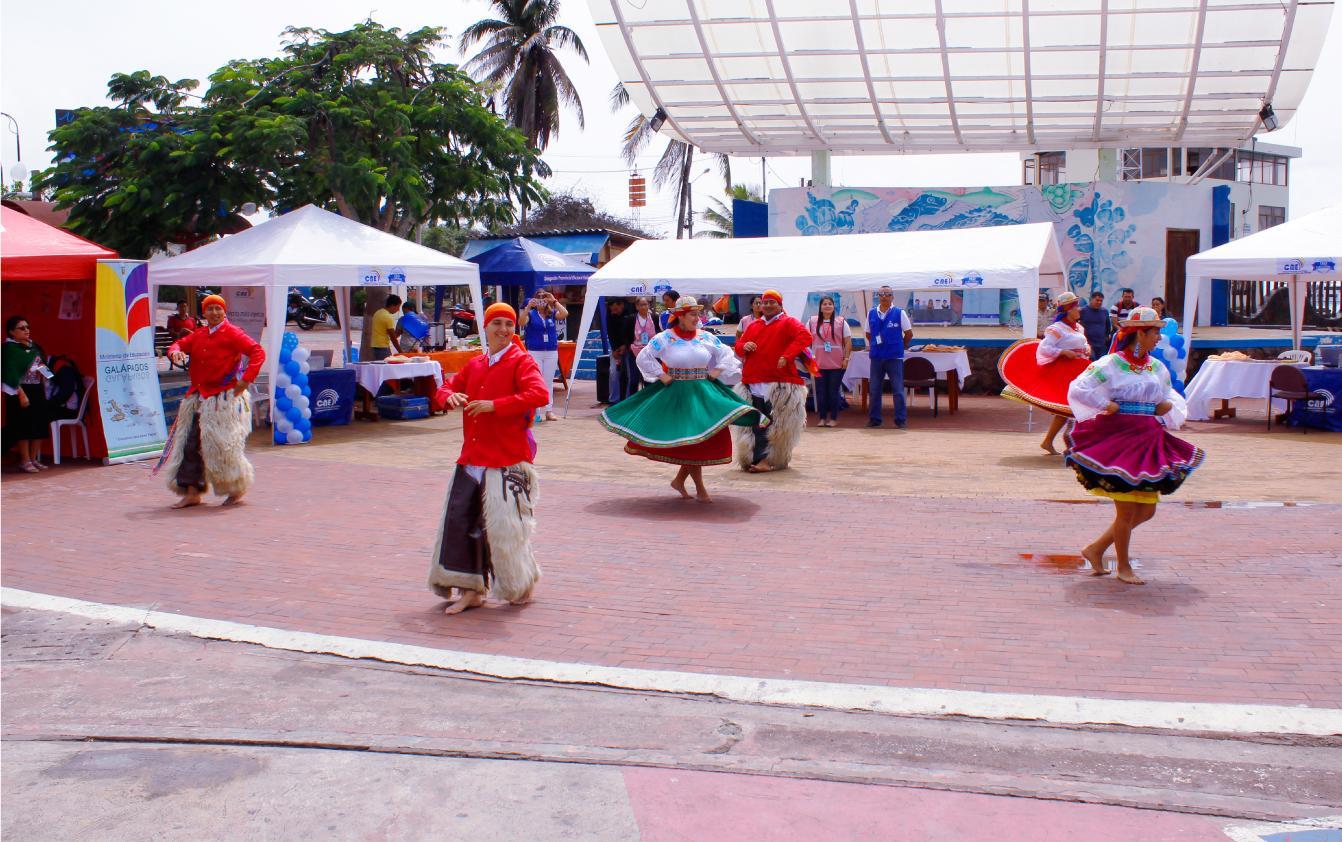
[{"xmin": 1165, "ymin": 229, "xmax": 1200, "ymax": 320}]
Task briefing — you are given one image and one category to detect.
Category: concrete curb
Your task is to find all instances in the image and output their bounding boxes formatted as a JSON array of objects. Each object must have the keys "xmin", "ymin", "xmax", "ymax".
[{"xmin": 5, "ymin": 586, "xmax": 1340, "ymax": 738}]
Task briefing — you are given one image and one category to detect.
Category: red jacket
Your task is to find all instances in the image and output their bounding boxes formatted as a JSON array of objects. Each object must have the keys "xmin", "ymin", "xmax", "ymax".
[
  {"xmin": 168, "ymin": 320, "xmax": 265, "ymax": 398},
  {"xmin": 736, "ymin": 314, "xmax": 812, "ymax": 385},
  {"xmin": 433, "ymin": 344, "xmax": 549, "ymax": 468}
]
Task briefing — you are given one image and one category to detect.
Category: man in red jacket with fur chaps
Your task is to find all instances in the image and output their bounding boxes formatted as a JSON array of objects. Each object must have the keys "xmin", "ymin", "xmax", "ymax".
[
  {"xmin": 733, "ymin": 289, "xmax": 812, "ymax": 472},
  {"xmin": 428, "ymin": 303, "xmax": 550, "ymax": 615}
]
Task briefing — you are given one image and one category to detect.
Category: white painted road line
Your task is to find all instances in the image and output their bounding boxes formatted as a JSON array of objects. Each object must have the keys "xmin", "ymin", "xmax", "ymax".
[{"xmin": 4, "ymin": 587, "xmax": 1340, "ymax": 738}]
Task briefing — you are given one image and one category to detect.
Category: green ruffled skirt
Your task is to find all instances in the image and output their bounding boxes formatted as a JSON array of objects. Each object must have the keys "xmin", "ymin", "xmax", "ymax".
[{"xmin": 600, "ymin": 379, "xmax": 766, "ymax": 465}]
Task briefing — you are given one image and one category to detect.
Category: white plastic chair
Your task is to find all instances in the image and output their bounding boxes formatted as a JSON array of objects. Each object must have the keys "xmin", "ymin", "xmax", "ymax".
[
  {"xmin": 1278, "ymin": 349, "xmax": 1312, "ymax": 364},
  {"xmin": 50, "ymin": 376, "xmax": 94, "ymax": 465},
  {"xmin": 248, "ymin": 383, "xmax": 271, "ymax": 430}
]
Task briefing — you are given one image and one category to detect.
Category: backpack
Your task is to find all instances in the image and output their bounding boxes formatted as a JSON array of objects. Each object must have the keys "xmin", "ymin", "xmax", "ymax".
[{"xmin": 45, "ymin": 355, "xmax": 85, "ymax": 420}]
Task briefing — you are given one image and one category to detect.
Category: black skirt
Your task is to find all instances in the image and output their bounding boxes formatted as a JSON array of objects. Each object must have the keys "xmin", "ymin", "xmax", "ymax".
[{"xmin": 4, "ymin": 385, "xmax": 49, "ymax": 445}]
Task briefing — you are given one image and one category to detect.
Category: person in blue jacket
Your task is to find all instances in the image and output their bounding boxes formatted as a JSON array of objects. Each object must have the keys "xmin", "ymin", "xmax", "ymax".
[{"xmin": 866, "ymin": 285, "xmax": 914, "ymax": 428}]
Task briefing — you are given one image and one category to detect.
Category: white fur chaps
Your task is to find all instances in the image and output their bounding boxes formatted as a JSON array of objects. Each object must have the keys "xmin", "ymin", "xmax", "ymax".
[
  {"xmin": 160, "ymin": 392, "xmax": 254, "ymax": 498},
  {"xmin": 427, "ymin": 462, "xmax": 542, "ymax": 603},
  {"xmin": 732, "ymin": 381, "xmax": 807, "ymax": 471}
]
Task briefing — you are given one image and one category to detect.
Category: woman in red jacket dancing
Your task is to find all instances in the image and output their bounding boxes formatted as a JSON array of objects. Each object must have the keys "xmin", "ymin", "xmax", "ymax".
[
  {"xmin": 428, "ymin": 303, "xmax": 550, "ymax": 615},
  {"xmin": 158, "ymin": 295, "xmax": 265, "ymax": 509}
]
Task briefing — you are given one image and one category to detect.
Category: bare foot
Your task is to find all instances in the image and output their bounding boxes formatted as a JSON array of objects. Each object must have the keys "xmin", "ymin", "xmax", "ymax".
[
  {"xmin": 222, "ymin": 493, "xmax": 246, "ymax": 506},
  {"xmin": 1040, "ymin": 441, "xmax": 1059, "ymax": 455},
  {"xmin": 509, "ymin": 583, "xmax": 536, "ymax": 605},
  {"xmin": 1116, "ymin": 569, "xmax": 1145, "ymax": 585},
  {"xmin": 171, "ymin": 494, "xmax": 203, "ymax": 509},
  {"xmin": 670, "ymin": 478, "xmax": 692, "ymax": 499},
  {"xmin": 544, "ymin": 412, "xmax": 560, "ymax": 422},
  {"xmin": 1081, "ymin": 545, "xmax": 1110, "ymax": 576},
  {"xmin": 443, "ymin": 590, "xmax": 485, "ymax": 614},
  {"xmin": 748, "ymin": 462, "xmax": 773, "ymax": 473},
  {"xmin": 695, "ymin": 489, "xmax": 713, "ymax": 503}
]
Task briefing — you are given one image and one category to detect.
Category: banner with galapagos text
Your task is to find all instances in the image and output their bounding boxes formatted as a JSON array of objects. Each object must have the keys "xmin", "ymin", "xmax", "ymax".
[{"xmin": 94, "ymin": 260, "xmax": 168, "ymax": 462}]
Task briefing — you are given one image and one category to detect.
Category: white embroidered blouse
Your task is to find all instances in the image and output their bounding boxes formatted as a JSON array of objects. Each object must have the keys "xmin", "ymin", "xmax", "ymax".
[
  {"xmin": 635, "ymin": 329, "xmax": 742, "ymax": 385},
  {"xmin": 1067, "ymin": 352, "xmax": 1188, "ymax": 429},
  {"xmin": 1036, "ymin": 320, "xmax": 1090, "ymax": 365}
]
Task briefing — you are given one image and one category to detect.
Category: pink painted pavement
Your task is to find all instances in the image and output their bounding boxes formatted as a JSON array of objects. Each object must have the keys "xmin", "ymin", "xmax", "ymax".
[
  {"xmin": 3, "ymin": 452, "xmax": 1340, "ymax": 707},
  {"xmin": 620, "ymin": 767, "xmax": 1233, "ymax": 841}
]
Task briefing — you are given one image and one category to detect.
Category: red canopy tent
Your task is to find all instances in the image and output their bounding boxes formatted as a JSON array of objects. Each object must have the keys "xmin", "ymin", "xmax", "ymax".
[{"xmin": 2, "ymin": 206, "xmax": 118, "ymax": 458}]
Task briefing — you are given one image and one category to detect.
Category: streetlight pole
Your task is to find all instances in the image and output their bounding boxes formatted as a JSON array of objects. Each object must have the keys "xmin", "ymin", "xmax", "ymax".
[{"xmin": 0, "ymin": 112, "xmax": 19, "ymax": 194}]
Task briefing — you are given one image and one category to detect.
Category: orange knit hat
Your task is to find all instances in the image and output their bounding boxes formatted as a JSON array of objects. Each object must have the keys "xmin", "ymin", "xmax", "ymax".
[
  {"xmin": 761, "ymin": 289, "xmax": 783, "ymax": 304},
  {"xmin": 201, "ymin": 294, "xmax": 227, "ymax": 312},
  {"xmin": 483, "ymin": 302, "xmax": 517, "ymax": 324}
]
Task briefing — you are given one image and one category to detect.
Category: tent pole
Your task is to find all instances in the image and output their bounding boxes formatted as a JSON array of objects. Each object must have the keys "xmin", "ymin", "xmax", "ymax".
[{"xmin": 1290, "ymin": 274, "xmax": 1303, "ymax": 351}]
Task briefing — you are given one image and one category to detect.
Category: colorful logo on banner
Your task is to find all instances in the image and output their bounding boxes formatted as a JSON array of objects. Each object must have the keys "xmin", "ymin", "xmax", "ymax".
[{"xmin": 94, "ymin": 260, "xmax": 168, "ymax": 460}]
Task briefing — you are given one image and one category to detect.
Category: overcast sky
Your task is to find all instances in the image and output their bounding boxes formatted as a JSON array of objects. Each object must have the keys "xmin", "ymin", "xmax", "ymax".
[{"xmin": 2, "ymin": 0, "xmax": 1338, "ymax": 236}]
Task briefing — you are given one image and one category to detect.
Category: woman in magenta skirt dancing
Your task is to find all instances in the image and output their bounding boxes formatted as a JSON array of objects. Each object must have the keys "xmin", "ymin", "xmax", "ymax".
[{"xmin": 1065, "ymin": 307, "xmax": 1205, "ymax": 584}]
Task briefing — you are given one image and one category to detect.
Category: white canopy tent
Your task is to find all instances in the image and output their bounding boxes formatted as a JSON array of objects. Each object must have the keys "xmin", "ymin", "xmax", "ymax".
[
  {"xmin": 1182, "ymin": 204, "xmax": 1341, "ymax": 351},
  {"xmin": 567, "ymin": 222, "xmax": 1065, "ymax": 391},
  {"xmin": 150, "ymin": 204, "xmax": 484, "ymax": 425}
]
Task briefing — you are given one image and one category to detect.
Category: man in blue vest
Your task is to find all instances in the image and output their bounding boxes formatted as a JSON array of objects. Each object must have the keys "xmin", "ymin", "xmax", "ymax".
[{"xmin": 866, "ymin": 285, "xmax": 914, "ymax": 428}]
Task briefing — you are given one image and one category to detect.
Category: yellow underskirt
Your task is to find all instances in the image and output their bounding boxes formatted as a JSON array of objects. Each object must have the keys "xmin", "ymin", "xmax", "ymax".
[{"xmin": 1089, "ymin": 488, "xmax": 1159, "ymax": 505}]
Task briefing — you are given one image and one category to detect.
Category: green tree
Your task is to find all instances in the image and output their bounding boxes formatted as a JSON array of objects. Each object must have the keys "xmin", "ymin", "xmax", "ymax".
[
  {"xmin": 41, "ymin": 22, "xmax": 548, "ymax": 258},
  {"xmin": 460, "ymin": 0, "xmax": 588, "ymax": 151},
  {"xmin": 695, "ymin": 184, "xmax": 763, "ymax": 239}
]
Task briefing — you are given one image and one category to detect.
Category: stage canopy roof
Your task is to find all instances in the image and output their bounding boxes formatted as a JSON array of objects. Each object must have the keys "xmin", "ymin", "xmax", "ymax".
[{"xmin": 589, "ymin": 0, "xmax": 1333, "ymax": 155}]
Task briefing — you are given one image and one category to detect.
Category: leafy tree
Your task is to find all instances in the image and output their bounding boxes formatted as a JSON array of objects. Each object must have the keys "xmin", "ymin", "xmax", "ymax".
[
  {"xmin": 420, "ymin": 224, "xmax": 470, "ymax": 257},
  {"xmin": 696, "ymin": 184, "xmax": 763, "ymax": 239},
  {"xmin": 491, "ymin": 189, "xmax": 657, "ymax": 240},
  {"xmin": 41, "ymin": 22, "xmax": 548, "ymax": 258},
  {"xmin": 460, "ymin": 0, "xmax": 588, "ymax": 151}
]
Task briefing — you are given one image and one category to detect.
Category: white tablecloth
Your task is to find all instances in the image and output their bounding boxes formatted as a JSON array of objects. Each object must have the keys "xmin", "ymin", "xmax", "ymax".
[
  {"xmin": 353, "ymin": 361, "xmax": 443, "ymax": 395},
  {"xmin": 1184, "ymin": 359, "xmax": 1294, "ymax": 420},
  {"xmin": 842, "ymin": 349, "xmax": 972, "ymax": 392}
]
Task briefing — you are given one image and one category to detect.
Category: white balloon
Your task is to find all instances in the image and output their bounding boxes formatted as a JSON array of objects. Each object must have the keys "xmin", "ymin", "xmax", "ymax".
[
  {"xmin": 286, "ymin": 429, "xmax": 304, "ymax": 444},
  {"xmin": 294, "ymin": 395, "xmax": 310, "ymax": 409},
  {"xmin": 275, "ymin": 416, "xmax": 294, "ymax": 432},
  {"xmin": 285, "ymin": 383, "xmax": 302, "ymax": 400},
  {"xmin": 298, "ymin": 360, "xmax": 311, "ymax": 375},
  {"xmin": 275, "ymin": 372, "xmax": 291, "ymax": 388},
  {"xmin": 291, "ymin": 347, "xmax": 311, "ymax": 362},
  {"xmin": 299, "ymin": 407, "xmax": 312, "ymax": 419}
]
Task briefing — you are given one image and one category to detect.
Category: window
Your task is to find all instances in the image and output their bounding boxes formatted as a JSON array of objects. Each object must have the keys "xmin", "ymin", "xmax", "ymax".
[
  {"xmin": 1021, "ymin": 157, "xmax": 1035, "ymax": 186},
  {"xmin": 1037, "ymin": 152, "xmax": 1065, "ymax": 185},
  {"xmin": 1140, "ymin": 147, "xmax": 1169, "ymax": 179},
  {"xmin": 1258, "ymin": 205, "xmax": 1286, "ymax": 230},
  {"xmin": 1185, "ymin": 147, "xmax": 1236, "ymax": 180},
  {"xmin": 1236, "ymin": 152, "xmax": 1290, "ymax": 185}
]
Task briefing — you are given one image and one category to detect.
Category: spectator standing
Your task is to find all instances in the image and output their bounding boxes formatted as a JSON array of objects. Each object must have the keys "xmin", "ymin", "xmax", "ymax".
[
  {"xmin": 1078, "ymin": 291, "xmax": 1112, "ymax": 360},
  {"xmin": 606, "ymin": 298, "xmax": 636, "ymax": 404},
  {"xmin": 167, "ymin": 301, "xmax": 197, "ymax": 339},
  {"xmin": 2, "ymin": 316, "xmax": 52, "ymax": 473},
  {"xmin": 808, "ymin": 295, "xmax": 852, "ymax": 427},
  {"xmin": 1109, "ymin": 288, "xmax": 1137, "ymax": 332},
  {"xmin": 1150, "ymin": 297, "xmax": 1167, "ymax": 319},
  {"xmin": 370, "ymin": 294, "xmax": 403, "ymax": 361},
  {"xmin": 628, "ymin": 297, "xmax": 659, "ymax": 397},
  {"xmin": 658, "ymin": 289, "xmax": 681, "ymax": 330},
  {"xmin": 519, "ymin": 290, "xmax": 568, "ymax": 421},
  {"xmin": 866, "ymin": 286, "xmax": 913, "ymax": 429},
  {"xmin": 737, "ymin": 296, "xmax": 764, "ymax": 334}
]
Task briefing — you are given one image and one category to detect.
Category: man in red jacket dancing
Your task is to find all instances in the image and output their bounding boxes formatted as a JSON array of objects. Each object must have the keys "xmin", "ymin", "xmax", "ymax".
[
  {"xmin": 159, "ymin": 294, "xmax": 265, "ymax": 508},
  {"xmin": 733, "ymin": 289, "xmax": 812, "ymax": 472},
  {"xmin": 428, "ymin": 303, "xmax": 550, "ymax": 615}
]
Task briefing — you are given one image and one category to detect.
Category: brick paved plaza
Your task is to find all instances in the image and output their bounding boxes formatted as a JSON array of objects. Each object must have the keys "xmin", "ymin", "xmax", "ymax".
[{"xmin": 4, "ymin": 388, "xmax": 1340, "ymax": 709}]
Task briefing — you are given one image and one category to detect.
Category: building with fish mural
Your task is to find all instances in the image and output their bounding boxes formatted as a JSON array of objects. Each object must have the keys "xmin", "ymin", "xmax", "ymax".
[{"xmin": 766, "ymin": 141, "xmax": 1295, "ymax": 328}]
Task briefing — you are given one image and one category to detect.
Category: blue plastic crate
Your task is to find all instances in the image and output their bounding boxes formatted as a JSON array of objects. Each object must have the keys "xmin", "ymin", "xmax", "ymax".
[{"xmin": 376, "ymin": 394, "xmax": 430, "ymax": 420}]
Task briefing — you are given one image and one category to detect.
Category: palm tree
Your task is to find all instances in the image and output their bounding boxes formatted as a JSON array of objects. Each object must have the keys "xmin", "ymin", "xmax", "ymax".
[
  {"xmin": 612, "ymin": 83, "xmax": 730, "ymax": 238},
  {"xmin": 461, "ymin": 1, "xmax": 588, "ymax": 152},
  {"xmin": 696, "ymin": 184, "xmax": 763, "ymax": 239}
]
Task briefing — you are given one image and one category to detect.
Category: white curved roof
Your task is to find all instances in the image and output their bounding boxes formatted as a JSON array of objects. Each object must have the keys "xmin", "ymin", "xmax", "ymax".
[{"xmin": 589, "ymin": 0, "xmax": 1334, "ymax": 155}]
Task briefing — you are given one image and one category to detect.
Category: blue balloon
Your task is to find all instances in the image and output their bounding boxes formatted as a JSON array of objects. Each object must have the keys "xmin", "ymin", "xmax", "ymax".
[
  {"xmin": 296, "ymin": 417, "xmax": 312, "ymax": 433},
  {"xmin": 284, "ymin": 359, "xmax": 301, "ymax": 377},
  {"xmin": 294, "ymin": 372, "xmax": 309, "ymax": 389},
  {"xmin": 276, "ymin": 396, "xmax": 293, "ymax": 414}
]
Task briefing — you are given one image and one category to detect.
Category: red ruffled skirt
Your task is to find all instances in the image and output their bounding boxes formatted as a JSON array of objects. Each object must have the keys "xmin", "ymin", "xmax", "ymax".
[
  {"xmin": 998, "ymin": 339, "xmax": 1092, "ymax": 417},
  {"xmin": 624, "ymin": 428, "xmax": 733, "ymax": 466}
]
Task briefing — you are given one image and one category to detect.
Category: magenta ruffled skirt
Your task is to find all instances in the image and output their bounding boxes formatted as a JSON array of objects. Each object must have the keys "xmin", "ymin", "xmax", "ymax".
[{"xmin": 1064, "ymin": 413, "xmax": 1205, "ymax": 497}]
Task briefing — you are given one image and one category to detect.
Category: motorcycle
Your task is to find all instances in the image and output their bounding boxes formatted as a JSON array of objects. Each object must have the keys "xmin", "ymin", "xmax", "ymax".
[
  {"xmin": 448, "ymin": 304, "xmax": 477, "ymax": 339},
  {"xmin": 287, "ymin": 291, "xmax": 338, "ymax": 330}
]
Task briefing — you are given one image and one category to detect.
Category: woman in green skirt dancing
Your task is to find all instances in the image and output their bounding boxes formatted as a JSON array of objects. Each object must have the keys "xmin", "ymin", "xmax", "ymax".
[{"xmin": 600, "ymin": 296, "xmax": 767, "ymax": 501}]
